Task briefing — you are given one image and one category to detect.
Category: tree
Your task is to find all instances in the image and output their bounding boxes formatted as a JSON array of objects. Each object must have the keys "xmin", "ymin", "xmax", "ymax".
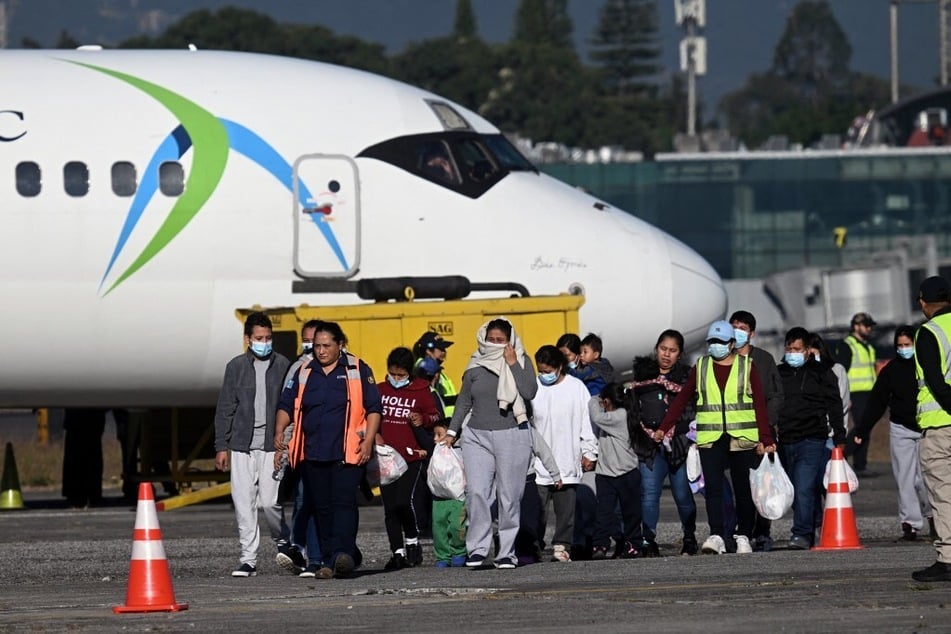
[
  {"xmin": 589, "ymin": 0, "xmax": 661, "ymax": 97},
  {"xmin": 772, "ymin": 0, "xmax": 852, "ymax": 102},
  {"xmin": 513, "ymin": 0, "xmax": 572, "ymax": 49},
  {"xmin": 453, "ymin": 0, "xmax": 477, "ymax": 40}
]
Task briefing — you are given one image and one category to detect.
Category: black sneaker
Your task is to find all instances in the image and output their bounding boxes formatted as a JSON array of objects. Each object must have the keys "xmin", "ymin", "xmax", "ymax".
[
  {"xmin": 384, "ymin": 553, "xmax": 409, "ymax": 571},
  {"xmin": 591, "ymin": 546, "xmax": 608, "ymax": 560},
  {"xmin": 640, "ymin": 539, "xmax": 660, "ymax": 558},
  {"xmin": 681, "ymin": 536, "xmax": 698, "ymax": 556},
  {"xmin": 901, "ymin": 522, "xmax": 919, "ymax": 541},
  {"xmin": 913, "ymin": 561, "xmax": 951, "ymax": 582},
  {"xmin": 494, "ymin": 557, "xmax": 517, "ymax": 569},
  {"xmin": 752, "ymin": 535, "xmax": 773, "ymax": 552},
  {"xmin": 231, "ymin": 563, "xmax": 257, "ymax": 577},
  {"xmin": 333, "ymin": 553, "xmax": 355, "ymax": 578},
  {"xmin": 276, "ymin": 544, "xmax": 306, "ymax": 575},
  {"xmin": 619, "ymin": 542, "xmax": 641, "ymax": 559},
  {"xmin": 406, "ymin": 543, "xmax": 423, "ymax": 567},
  {"xmin": 465, "ymin": 553, "xmax": 487, "ymax": 568},
  {"xmin": 299, "ymin": 563, "xmax": 321, "ymax": 578}
]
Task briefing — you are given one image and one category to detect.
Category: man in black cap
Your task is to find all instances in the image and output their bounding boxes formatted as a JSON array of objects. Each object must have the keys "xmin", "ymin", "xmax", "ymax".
[
  {"xmin": 414, "ymin": 332, "xmax": 457, "ymax": 419},
  {"xmin": 912, "ymin": 275, "xmax": 951, "ymax": 582},
  {"xmin": 837, "ymin": 311, "xmax": 878, "ymax": 473}
]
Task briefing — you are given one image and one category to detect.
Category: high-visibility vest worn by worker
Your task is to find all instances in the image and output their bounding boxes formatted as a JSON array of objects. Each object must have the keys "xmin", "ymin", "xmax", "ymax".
[
  {"xmin": 437, "ymin": 371, "xmax": 457, "ymax": 418},
  {"xmin": 915, "ymin": 312, "xmax": 951, "ymax": 430},
  {"xmin": 844, "ymin": 334, "xmax": 877, "ymax": 393},
  {"xmin": 694, "ymin": 354, "xmax": 759, "ymax": 445},
  {"xmin": 287, "ymin": 352, "xmax": 367, "ymax": 468}
]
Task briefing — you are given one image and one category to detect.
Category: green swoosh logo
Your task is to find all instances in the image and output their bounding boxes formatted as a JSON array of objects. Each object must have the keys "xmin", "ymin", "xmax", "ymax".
[{"xmin": 67, "ymin": 61, "xmax": 229, "ymax": 294}]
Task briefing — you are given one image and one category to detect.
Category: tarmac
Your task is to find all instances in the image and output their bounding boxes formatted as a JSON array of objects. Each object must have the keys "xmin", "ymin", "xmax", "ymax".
[{"xmin": 0, "ymin": 462, "xmax": 948, "ymax": 633}]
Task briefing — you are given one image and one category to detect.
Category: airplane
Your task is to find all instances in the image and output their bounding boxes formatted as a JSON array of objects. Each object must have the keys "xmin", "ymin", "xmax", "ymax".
[{"xmin": 0, "ymin": 48, "xmax": 727, "ymax": 409}]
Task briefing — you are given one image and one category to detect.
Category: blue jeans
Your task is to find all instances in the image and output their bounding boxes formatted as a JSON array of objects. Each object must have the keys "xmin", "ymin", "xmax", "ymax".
[
  {"xmin": 780, "ymin": 438, "xmax": 828, "ymax": 544},
  {"xmin": 640, "ymin": 451, "xmax": 697, "ymax": 540}
]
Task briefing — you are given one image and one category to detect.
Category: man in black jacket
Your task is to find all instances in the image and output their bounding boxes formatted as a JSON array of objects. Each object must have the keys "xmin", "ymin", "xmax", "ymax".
[{"xmin": 777, "ymin": 327, "xmax": 846, "ymax": 550}]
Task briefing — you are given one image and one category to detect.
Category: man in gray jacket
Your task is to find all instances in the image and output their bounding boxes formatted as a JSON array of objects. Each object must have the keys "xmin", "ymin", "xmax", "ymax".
[{"xmin": 214, "ymin": 312, "xmax": 292, "ymax": 577}]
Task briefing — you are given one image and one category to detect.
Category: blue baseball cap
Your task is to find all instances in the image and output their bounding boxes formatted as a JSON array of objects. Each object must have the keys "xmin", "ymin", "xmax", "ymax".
[{"xmin": 706, "ymin": 320, "xmax": 735, "ymax": 343}]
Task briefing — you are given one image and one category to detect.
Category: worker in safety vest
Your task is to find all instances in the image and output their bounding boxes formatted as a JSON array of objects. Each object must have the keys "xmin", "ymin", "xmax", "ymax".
[
  {"xmin": 912, "ymin": 276, "xmax": 951, "ymax": 582},
  {"xmin": 414, "ymin": 331, "xmax": 458, "ymax": 418},
  {"xmin": 654, "ymin": 320, "xmax": 776, "ymax": 556},
  {"xmin": 837, "ymin": 312, "xmax": 878, "ymax": 473}
]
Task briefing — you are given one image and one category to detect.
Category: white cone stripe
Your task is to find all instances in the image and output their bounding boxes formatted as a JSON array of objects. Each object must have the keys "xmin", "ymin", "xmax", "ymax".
[
  {"xmin": 131, "ymin": 539, "xmax": 168, "ymax": 560},
  {"xmin": 133, "ymin": 501, "xmax": 161, "ymax": 530},
  {"xmin": 826, "ymin": 492, "xmax": 853, "ymax": 509}
]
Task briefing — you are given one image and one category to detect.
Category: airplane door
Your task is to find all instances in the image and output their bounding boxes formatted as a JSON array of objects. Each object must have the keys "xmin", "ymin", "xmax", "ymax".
[{"xmin": 292, "ymin": 154, "xmax": 360, "ymax": 278}]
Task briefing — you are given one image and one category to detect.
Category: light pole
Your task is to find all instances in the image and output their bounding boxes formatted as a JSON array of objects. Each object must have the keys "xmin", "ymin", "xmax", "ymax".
[
  {"xmin": 890, "ymin": 0, "xmax": 950, "ymax": 103},
  {"xmin": 675, "ymin": 0, "xmax": 706, "ymax": 137}
]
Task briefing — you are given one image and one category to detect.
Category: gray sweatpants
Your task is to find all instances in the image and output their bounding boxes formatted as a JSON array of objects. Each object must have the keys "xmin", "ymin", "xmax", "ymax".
[
  {"xmin": 462, "ymin": 425, "xmax": 533, "ymax": 562},
  {"xmin": 890, "ymin": 422, "xmax": 931, "ymax": 530},
  {"xmin": 230, "ymin": 449, "xmax": 290, "ymax": 566}
]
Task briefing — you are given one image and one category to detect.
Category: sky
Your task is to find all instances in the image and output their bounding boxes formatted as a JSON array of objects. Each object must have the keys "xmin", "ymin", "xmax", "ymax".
[{"xmin": 3, "ymin": 0, "xmax": 941, "ymax": 111}]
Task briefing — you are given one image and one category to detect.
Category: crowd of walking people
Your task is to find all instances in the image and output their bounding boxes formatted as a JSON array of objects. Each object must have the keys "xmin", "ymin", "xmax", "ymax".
[{"xmin": 211, "ymin": 275, "xmax": 951, "ymax": 583}]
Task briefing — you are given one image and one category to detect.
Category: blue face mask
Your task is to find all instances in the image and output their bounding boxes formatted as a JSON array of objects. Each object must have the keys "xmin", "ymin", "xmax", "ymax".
[
  {"xmin": 785, "ymin": 352, "xmax": 805, "ymax": 368},
  {"xmin": 813, "ymin": 353, "xmax": 821, "ymax": 363},
  {"xmin": 539, "ymin": 372, "xmax": 559, "ymax": 386},
  {"xmin": 249, "ymin": 341, "xmax": 272, "ymax": 358},
  {"xmin": 733, "ymin": 329, "xmax": 749, "ymax": 348},
  {"xmin": 707, "ymin": 343, "xmax": 731, "ymax": 360},
  {"xmin": 302, "ymin": 342, "xmax": 314, "ymax": 356},
  {"xmin": 388, "ymin": 375, "xmax": 410, "ymax": 389},
  {"xmin": 897, "ymin": 347, "xmax": 914, "ymax": 360}
]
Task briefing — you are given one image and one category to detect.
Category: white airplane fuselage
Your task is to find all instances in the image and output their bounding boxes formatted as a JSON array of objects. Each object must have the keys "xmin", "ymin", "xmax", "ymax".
[{"xmin": 0, "ymin": 49, "xmax": 726, "ymax": 407}]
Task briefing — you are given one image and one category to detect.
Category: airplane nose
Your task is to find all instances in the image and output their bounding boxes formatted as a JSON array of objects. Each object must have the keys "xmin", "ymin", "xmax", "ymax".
[{"xmin": 665, "ymin": 234, "xmax": 728, "ymax": 349}]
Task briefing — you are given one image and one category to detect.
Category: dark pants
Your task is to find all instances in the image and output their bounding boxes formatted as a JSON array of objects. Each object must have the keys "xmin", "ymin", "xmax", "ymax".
[
  {"xmin": 62, "ymin": 408, "xmax": 106, "ymax": 507},
  {"xmin": 780, "ymin": 437, "xmax": 830, "ymax": 545},
  {"xmin": 302, "ymin": 460, "xmax": 364, "ymax": 566},
  {"xmin": 516, "ymin": 475, "xmax": 542, "ymax": 559},
  {"xmin": 593, "ymin": 470, "xmax": 642, "ymax": 548},
  {"xmin": 291, "ymin": 470, "xmax": 321, "ymax": 564},
  {"xmin": 846, "ymin": 391, "xmax": 871, "ymax": 471},
  {"xmin": 699, "ymin": 435, "xmax": 758, "ymax": 539},
  {"xmin": 381, "ymin": 461, "xmax": 423, "ymax": 552},
  {"xmin": 537, "ymin": 483, "xmax": 577, "ymax": 548}
]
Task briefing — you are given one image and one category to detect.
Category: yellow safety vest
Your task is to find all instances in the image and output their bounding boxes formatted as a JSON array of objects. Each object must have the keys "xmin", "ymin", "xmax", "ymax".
[
  {"xmin": 695, "ymin": 354, "xmax": 759, "ymax": 445},
  {"xmin": 915, "ymin": 312, "xmax": 951, "ymax": 429},
  {"xmin": 437, "ymin": 371, "xmax": 457, "ymax": 418},
  {"xmin": 844, "ymin": 334, "xmax": 877, "ymax": 393}
]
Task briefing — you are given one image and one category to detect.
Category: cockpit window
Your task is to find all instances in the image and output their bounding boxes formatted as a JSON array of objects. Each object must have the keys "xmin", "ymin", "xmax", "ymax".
[{"xmin": 358, "ymin": 131, "xmax": 537, "ymax": 199}]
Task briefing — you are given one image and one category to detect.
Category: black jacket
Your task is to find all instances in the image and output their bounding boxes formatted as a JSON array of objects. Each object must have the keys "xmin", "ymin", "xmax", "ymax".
[
  {"xmin": 855, "ymin": 356, "xmax": 918, "ymax": 437},
  {"xmin": 629, "ymin": 356, "xmax": 693, "ymax": 469},
  {"xmin": 777, "ymin": 359, "xmax": 846, "ymax": 445}
]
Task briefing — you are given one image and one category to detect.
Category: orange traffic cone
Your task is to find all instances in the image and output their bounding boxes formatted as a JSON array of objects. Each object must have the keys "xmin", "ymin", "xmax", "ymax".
[
  {"xmin": 113, "ymin": 483, "xmax": 188, "ymax": 613},
  {"xmin": 813, "ymin": 447, "xmax": 863, "ymax": 550}
]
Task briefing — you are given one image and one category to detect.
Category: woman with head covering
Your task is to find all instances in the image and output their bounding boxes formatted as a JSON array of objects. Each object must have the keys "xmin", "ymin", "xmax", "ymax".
[{"xmin": 446, "ymin": 317, "xmax": 538, "ymax": 568}]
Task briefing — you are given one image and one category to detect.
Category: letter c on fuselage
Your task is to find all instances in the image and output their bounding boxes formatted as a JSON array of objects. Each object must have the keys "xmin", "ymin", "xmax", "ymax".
[{"xmin": 0, "ymin": 111, "xmax": 26, "ymax": 142}]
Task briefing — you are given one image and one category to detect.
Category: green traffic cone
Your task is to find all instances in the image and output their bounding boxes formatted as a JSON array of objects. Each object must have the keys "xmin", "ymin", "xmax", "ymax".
[{"xmin": 0, "ymin": 442, "xmax": 24, "ymax": 510}]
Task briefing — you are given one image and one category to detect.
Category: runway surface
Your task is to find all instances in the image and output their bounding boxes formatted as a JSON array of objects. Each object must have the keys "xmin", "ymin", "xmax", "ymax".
[{"xmin": 1, "ymin": 461, "xmax": 947, "ymax": 633}]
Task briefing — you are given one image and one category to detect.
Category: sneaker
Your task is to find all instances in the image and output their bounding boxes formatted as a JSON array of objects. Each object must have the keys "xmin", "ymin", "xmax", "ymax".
[
  {"xmin": 618, "ymin": 542, "xmax": 641, "ymax": 559},
  {"xmin": 333, "ymin": 553, "xmax": 355, "ymax": 578},
  {"xmin": 753, "ymin": 535, "xmax": 773, "ymax": 552},
  {"xmin": 494, "ymin": 557, "xmax": 517, "ymax": 569},
  {"xmin": 384, "ymin": 553, "xmax": 409, "ymax": 571},
  {"xmin": 701, "ymin": 535, "xmax": 726, "ymax": 555},
  {"xmin": 591, "ymin": 546, "xmax": 609, "ymax": 560},
  {"xmin": 912, "ymin": 561, "xmax": 951, "ymax": 582},
  {"xmin": 315, "ymin": 566, "xmax": 334, "ymax": 580},
  {"xmin": 786, "ymin": 535, "xmax": 811, "ymax": 550},
  {"xmin": 434, "ymin": 560, "xmax": 450, "ymax": 568},
  {"xmin": 552, "ymin": 544, "xmax": 571, "ymax": 562},
  {"xmin": 465, "ymin": 553, "xmax": 487, "ymax": 568},
  {"xmin": 276, "ymin": 544, "xmax": 306, "ymax": 575},
  {"xmin": 901, "ymin": 522, "xmax": 919, "ymax": 541},
  {"xmin": 450, "ymin": 554, "xmax": 467, "ymax": 567},
  {"xmin": 406, "ymin": 543, "xmax": 423, "ymax": 567},
  {"xmin": 734, "ymin": 535, "xmax": 753, "ymax": 554},
  {"xmin": 231, "ymin": 563, "xmax": 257, "ymax": 577},
  {"xmin": 299, "ymin": 563, "xmax": 320, "ymax": 578},
  {"xmin": 681, "ymin": 536, "xmax": 698, "ymax": 556},
  {"xmin": 640, "ymin": 539, "xmax": 660, "ymax": 558}
]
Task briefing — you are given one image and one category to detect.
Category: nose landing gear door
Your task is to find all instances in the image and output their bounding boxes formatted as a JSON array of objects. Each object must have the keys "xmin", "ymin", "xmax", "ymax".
[{"xmin": 292, "ymin": 154, "xmax": 360, "ymax": 278}]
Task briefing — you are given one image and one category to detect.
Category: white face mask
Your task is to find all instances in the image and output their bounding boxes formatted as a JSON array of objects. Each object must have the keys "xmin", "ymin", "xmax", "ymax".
[{"xmin": 302, "ymin": 342, "xmax": 314, "ymax": 356}]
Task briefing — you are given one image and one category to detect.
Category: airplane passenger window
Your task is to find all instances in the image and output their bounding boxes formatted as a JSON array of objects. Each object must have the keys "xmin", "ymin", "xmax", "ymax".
[
  {"xmin": 64, "ymin": 161, "xmax": 89, "ymax": 197},
  {"xmin": 159, "ymin": 161, "xmax": 184, "ymax": 196},
  {"xmin": 111, "ymin": 162, "xmax": 137, "ymax": 197},
  {"xmin": 15, "ymin": 161, "xmax": 41, "ymax": 197}
]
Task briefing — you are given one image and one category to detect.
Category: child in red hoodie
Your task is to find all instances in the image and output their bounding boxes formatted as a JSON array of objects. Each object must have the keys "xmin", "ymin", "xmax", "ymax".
[{"xmin": 376, "ymin": 347, "xmax": 442, "ymax": 570}]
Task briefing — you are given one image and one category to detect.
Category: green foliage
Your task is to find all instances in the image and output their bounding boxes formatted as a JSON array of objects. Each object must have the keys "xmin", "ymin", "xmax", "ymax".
[
  {"xmin": 453, "ymin": 0, "xmax": 477, "ymax": 40},
  {"xmin": 391, "ymin": 36, "xmax": 497, "ymax": 113},
  {"xmin": 590, "ymin": 0, "xmax": 661, "ymax": 97},
  {"xmin": 514, "ymin": 0, "xmax": 573, "ymax": 49}
]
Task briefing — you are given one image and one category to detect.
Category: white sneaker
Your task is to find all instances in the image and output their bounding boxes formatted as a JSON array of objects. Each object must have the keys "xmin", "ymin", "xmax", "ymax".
[
  {"xmin": 701, "ymin": 534, "xmax": 726, "ymax": 554},
  {"xmin": 552, "ymin": 545, "xmax": 571, "ymax": 562},
  {"xmin": 734, "ymin": 535, "xmax": 753, "ymax": 554}
]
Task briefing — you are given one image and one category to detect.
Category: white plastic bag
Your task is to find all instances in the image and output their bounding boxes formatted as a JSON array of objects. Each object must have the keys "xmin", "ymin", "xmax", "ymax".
[
  {"xmin": 427, "ymin": 442, "xmax": 466, "ymax": 500},
  {"xmin": 823, "ymin": 456, "xmax": 859, "ymax": 493},
  {"xmin": 749, "ymin": 453, "xmax": 794, "ymax": 520},
  {"xmin": 685, "ymin": 444, "xmax": 702, "ymax": 482},
  {"xmin": 373, "ymin": 444, "xmax": 408, "ymax": 486}
]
